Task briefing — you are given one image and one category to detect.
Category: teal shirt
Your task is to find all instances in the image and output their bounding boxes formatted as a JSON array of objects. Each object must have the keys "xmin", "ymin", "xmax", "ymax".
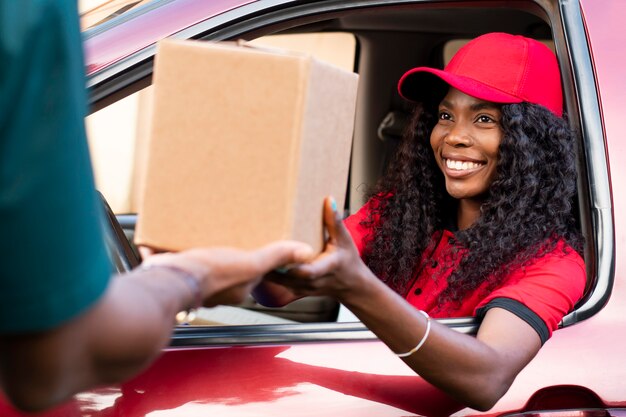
[{"xmin": 0, "ymin": 1, "xmax": 111, "ymax": 332}]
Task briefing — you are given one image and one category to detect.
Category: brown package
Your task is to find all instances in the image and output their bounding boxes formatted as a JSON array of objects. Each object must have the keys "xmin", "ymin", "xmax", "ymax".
[{"xmin": 134, "ymin": 39, "xmax": 359, "ymax": 252}]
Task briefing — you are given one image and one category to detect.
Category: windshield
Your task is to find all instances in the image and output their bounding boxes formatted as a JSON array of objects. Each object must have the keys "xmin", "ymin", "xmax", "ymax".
[{"xmin": 79, "ymin": 0, "xmax": 157, "ymax": 30}]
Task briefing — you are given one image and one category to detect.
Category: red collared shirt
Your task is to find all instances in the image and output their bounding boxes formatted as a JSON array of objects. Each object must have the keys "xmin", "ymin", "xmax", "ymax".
[{"xmin": 344, "ymin": 198, "xmax": 586, "ymax": 344}]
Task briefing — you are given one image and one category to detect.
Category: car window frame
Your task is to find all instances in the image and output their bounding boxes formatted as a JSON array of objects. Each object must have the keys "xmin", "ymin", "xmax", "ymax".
[{"xmin": 86, "ymin": 0, "xmax": 612, "ymax": 346}]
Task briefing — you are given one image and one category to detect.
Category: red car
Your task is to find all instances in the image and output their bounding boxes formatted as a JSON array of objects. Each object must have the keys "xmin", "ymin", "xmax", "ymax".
[{"xmin": 3, "ymin": 0, "xmax": 625, "ymax": 415}]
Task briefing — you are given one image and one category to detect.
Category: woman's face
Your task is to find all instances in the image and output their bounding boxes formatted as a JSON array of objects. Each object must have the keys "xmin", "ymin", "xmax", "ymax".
[{"xmin": 430, "ymin": 87, "xmax": 503, "ymax": 201}]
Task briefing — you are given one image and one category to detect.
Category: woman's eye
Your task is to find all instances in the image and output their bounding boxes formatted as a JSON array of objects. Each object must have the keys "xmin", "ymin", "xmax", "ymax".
[
  {"xmin": 477, "ymin": 115, "xmax": 495, "ymax": 123},
  {"xmin": 438, "ymin": 111, "xmax": 451, "ymax": 120}
]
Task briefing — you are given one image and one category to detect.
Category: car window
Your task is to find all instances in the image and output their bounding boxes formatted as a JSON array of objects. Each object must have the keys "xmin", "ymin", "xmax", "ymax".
[
  {"xmin": 80, "ymin": 0, "xmax": 156, "ymax": 31},
  {"xmin": 85, "ymin": 1, "xmax": 608, "ymax": 334}
]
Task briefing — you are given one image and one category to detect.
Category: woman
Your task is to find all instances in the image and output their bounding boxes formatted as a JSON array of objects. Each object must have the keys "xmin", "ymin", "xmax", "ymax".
[{"xmin": 254, "ymin": 32, "xmax": 586, "ymax": 410}]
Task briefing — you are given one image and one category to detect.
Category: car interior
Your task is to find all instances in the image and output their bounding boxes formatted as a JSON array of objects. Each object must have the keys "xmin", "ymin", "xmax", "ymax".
[{"xmin": 93, "ymin": 1, "xmax": 596, "ymax": 328}]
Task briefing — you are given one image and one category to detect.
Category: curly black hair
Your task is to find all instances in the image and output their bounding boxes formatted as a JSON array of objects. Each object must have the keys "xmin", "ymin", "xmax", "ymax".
[{"xmin": 362, "ymin": 102, "xmax": 584, "ymax": 307}]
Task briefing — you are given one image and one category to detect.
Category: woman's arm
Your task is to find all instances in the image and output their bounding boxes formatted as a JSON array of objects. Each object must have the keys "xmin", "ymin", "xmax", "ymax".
[
  {"xmin": 269, "ymin": 198, "xmax": 541, "ymax": 411},
  {"xmin": 0, "ymin": 241, "xmax": 312, "ymax": 412},
  {"xmin": 341, "ymin": 277, "xmax": 541, "ymax": 410}
]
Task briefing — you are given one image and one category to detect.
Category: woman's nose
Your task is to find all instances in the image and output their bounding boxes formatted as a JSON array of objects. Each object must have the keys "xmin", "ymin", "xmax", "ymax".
[{"xmin": 445, "ymin": 122, "xmax": 472, "ymax": 147}]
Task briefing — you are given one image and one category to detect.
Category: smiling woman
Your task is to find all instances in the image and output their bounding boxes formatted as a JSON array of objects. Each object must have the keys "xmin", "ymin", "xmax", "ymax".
[
  {"xmin": 254, "ymin": 32, "xmax": 586, "ymax": 410},
  {"xmin": 430, "ymin": 88, "xmax": 502, "ymax": 216}
]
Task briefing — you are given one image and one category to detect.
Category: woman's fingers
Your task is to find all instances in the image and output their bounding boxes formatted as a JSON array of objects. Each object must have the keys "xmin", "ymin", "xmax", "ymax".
[
  {"xmin": 290, "ymin": 250, "xmax": 339, "ymax": 278},
  {"xmin": 323, "ymin": 196, "xmax": 356, "ymax": 248},
  {"xmin": 323, "ymin": 196, "xmax": 342, "ymax": 243},
  {"xmin": 267, "ymin": 266, "xmax": 333, "ymax": 295}
]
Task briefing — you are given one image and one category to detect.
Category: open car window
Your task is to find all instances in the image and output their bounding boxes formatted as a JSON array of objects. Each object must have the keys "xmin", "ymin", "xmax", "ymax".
[{"xmin": 84, "ymin": 0, "xmax": 610, "ymax": 338}]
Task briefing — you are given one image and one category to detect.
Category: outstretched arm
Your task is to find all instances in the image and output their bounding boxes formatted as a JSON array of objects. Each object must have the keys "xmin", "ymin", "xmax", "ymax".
[
  {"xmin": 0, "ymin": 241, "xmax": 312, "ymax": 412},
  {"xmin": 268, "ymin": 198, "xmax": 542, "ymax": 411}
]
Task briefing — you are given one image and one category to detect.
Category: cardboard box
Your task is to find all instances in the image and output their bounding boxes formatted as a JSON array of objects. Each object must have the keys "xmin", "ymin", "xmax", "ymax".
[{"xmin": 134, "ymin": 39, "xmax": 359, "ymax": 252}]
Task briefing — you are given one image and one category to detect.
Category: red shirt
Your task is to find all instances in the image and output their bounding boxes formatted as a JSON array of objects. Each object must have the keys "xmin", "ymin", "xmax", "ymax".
[{"xmin": 344, "ymin": 198, "xmax": 586, "ymax": 343}]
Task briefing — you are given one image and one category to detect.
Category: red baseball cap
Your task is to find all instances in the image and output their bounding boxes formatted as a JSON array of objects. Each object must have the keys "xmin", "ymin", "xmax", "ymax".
[{"xmin": 397, "ymin": 32, "xmax": 563, "ymax": 116}]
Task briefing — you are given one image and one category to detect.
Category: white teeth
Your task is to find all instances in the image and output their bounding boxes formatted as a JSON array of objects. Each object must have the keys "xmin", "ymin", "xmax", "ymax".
[{"xmin": 445, "ymin": 159, "xmax": 482, "ymax": 171}]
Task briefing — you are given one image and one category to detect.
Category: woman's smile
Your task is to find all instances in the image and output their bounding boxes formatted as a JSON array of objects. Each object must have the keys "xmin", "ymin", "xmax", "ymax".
[{"xmin": 442, "ymin": 157, "xmax": 486, "ymax": 177}]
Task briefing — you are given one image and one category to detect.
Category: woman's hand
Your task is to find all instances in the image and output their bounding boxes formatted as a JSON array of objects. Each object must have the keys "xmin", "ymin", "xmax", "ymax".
[
  {"xmin": 252, "ymin": 198, "xmax": 543, "ymax": 411},
  {"xmin": 267, "ymin": 197, "xmax": 371, "ymax": 301}
]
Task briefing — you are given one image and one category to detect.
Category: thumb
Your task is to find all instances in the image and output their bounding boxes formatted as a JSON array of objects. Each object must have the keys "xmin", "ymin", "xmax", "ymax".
[{"xmin": 323, "ymin": 196, "xmax": 352, "ymax": 245}]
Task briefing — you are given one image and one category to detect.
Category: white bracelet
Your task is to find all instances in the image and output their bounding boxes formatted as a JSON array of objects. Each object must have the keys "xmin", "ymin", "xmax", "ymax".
[{"xmin": 396, "ymin": 310, "xmax": 431, "ymax": 358}]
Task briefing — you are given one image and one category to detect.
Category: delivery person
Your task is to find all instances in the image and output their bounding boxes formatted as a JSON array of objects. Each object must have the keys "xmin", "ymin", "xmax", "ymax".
[{"xmin": 0, "ymin": 1, "xmax": 312, "ymax": 412}]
